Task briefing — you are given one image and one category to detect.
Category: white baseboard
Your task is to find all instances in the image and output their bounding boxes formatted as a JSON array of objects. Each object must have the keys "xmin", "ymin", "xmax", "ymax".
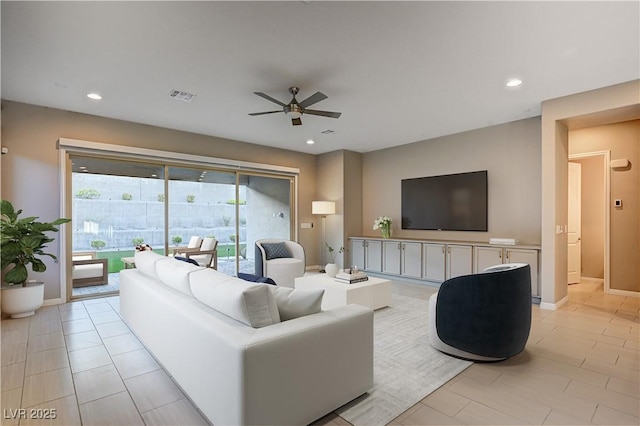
[
  {"xmin": 606, "ymin": 288, "xmax": 640, "ymax": 298},
  {"xmin": 581, "ymin": 277, "xmax": 604, "ymax": 284},
  {"xmin": 539, "ymin": 295, "xmax": 569, "ymax": 311},
  {"xmin": 43, "ymin": 298, "xmax": 64, "ymax": 306}
]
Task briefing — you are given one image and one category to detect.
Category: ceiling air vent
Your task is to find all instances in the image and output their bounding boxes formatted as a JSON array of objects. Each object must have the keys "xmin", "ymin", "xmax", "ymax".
[
  {"xmin": 321, "ymin": 129, "xmax": 335, "ymax": 134},
  {"xmin": 169, "ymin": 89, "xmax": 196, "ymax": 103}
]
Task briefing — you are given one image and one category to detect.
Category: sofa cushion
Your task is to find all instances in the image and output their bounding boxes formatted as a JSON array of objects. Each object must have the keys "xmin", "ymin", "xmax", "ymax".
[
  {"xmin": 135, "ymin": 250, "xmax": 166, "ymax": 280},
  {"xmin": 156, "ymin": 257, "xmax": 203, "ymax": 296},
  {"xmin": 72, "ymin": 263, "xmax": 104, "ymax": 280},
  {"xmin": 175, "ymin": 256, "xmax": 199, "ymax": 266},
  {"xmin": 268, "ymin": 286, "xmax": 324, "ymax": 321},
  {"xmin": 261, "ymin": 242, "xmax": 292, "ymax": 260},
  {"xmin": 190, "ymin": 268, "xmax": 281, "ymax": 328},
  {"xmin": 238, "ymin": 272, "xmax": 276, "ymax": 285}
]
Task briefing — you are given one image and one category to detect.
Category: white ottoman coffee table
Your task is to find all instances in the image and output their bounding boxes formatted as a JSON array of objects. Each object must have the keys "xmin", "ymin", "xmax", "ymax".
[{"xmin": 295, "ymin": 274, "xmax": 392, "ymax": 310}]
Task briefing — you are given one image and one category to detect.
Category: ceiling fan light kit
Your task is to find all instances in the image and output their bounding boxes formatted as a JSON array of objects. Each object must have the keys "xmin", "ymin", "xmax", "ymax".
[{"xmin": 249, "ymin": 86, "xmax": 341, "ymax": 126}]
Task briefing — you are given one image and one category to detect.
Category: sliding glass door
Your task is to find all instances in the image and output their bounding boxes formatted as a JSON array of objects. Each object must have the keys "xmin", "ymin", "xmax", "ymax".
[
  {"xmin": 68, "ymin": 153, "xmax": 296, "ymax": 299},
  {"xmin": 241, "ymin": 173, "xmax": 293, "ymax": 274},
  {"xmin": 70, "ymin": 156, "xmax": 165, "ymax": 298},
  {"xmin": 166, "ymin": 168, "xmax": 294, "ymax": 275}
]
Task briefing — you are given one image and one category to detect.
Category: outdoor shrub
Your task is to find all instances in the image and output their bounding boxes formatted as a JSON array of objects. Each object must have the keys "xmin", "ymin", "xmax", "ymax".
[
  {"xmin": 226, "ymin": 199, "xmax": 246, "ymax": 205},
  {"xmin": 229, "ymin": 235, "xmax": 236, "ymax": 243},
  {"xmin": 157, "ymin": 194, "xmax": 165, "ymax": 202},
  {"xmin": 90, "ymin": 240, "xmax": 106, "ymax": 250},
  {"xmin": 76, "ymin": 188, "xmax": 100, "ymax": 199},
  {"xmin": 132, "ymin": 237, "xmax": 145, "ymax": 246},
  {"xmin": 222, "ymin": 215, "xmax": 232, "ymax": 226},
  {"xmin": 122, "ymin": 193, "xmax": 132, "ymax": 201},
  {"xmin": 186, "ymin": 194, "xmax": 195, "ymax": 203},
  {"xmin": 172, "ymin": 235, "xmax": 183, "ymax": 245}
]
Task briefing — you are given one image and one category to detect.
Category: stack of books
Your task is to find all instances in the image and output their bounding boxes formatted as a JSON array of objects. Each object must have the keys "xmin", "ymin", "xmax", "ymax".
[
  {"xmin": 489, "ymin": 238, "xmax": 519, "ymax": 245},
  {"xmin": 335, "ymin": 270, "xmax": 369, "ymax": 284}
]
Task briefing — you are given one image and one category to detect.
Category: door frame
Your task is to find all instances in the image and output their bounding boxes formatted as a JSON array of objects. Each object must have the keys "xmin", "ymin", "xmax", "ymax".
[
  {"xmin": 58, "ymin": 138, "xmax": 300, "ymax": 304},
  {"xmin": 567, "ymin": 161, "xmax": 582, "ymax": 284},
  {"xmin": 568, "ymin": 150, "xmax": 610, "ymax": 294}
]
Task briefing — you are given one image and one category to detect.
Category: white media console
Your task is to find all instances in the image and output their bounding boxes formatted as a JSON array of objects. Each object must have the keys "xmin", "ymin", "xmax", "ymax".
[{"xmin": 349, "ymin": 237, "xmax": 541, "ymax": 301}]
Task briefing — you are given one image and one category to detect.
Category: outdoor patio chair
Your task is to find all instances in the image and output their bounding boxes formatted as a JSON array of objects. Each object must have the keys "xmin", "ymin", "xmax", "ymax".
[
  {"xmin": 172, "ymin": 236, "xmax": 203, "ymax": 257},
  {"xmin": 72, "ymin": 251, "xmax": 109, "ymax": 287},
  {"xmin": 182, "ymin": 237, "xmax": 218, "ymax": 269}
]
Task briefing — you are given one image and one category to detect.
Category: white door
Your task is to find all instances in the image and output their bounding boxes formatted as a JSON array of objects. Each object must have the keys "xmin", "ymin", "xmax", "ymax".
[
  {"xmin": 401, "ymin": 242, "xmax": 422, "ymax": 278},
  {"xmin": 568, "ymin": 162, "xmax": 582, "ymax": 284},
  {"xmin": 423, "ymin": 243, "xmax": 446, "ymax": 282},
  {"xmin": 382, "ymin": 241, "xmax": 401, "ymax": 275},
  {"xmin": 447, "ymin": 245, "xmax": 473, "ymax": 279},
  {"xmin": 474, "ymin": 246, "xmax": 503, "ymax": 273}
]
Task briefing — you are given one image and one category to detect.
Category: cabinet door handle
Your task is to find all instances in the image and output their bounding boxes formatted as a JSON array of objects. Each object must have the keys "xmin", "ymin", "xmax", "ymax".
[
  {"xmin": 442, "ymin": 246, "xmax": 445, "ymax": 254},
  {"xmin": 399, "ymin": 243, "xmax": 402, "ymax": 250},
  {"xmin": 499, "ymin": 251, "xmax": 502, "ymax": 259},
  {"xmin": 506, "ymin": 251, "xmax": 510, "ymax": 261}
]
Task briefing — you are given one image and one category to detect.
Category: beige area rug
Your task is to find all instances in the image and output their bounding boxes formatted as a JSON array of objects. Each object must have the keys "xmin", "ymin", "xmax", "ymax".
[{"xmin": 336, "ymin": 293, "xmax": 472, "ymax": 426}]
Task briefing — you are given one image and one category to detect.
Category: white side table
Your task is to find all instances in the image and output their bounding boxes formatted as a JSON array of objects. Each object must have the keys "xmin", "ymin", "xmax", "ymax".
[{"xmin": 295, "ymin": 274, "xmax": 392, "ymax": 310}]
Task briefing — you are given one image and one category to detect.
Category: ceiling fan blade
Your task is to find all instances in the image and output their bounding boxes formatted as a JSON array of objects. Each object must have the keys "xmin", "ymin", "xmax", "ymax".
[
  {"xmin": 304, "ymin": 109, "xmax": 342, "ymax": 119},
  {"xmin": 248, "ymin": 110, "xmax": 282, "ymax": 116},
  {"xmin": 298, "ymin": 92, "xmax": 328, "ymax": 109},
  {"xmin": 253, "ymin": 92, "xmax": 286, "ymax": 107},
  {"xmin": 292, "ymin": 117, "xmax": 302, "ymax": 126}
]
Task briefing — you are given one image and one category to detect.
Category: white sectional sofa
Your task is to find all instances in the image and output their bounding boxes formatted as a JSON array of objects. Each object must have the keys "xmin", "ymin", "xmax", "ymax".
[{"xmin": 120, "ymin": 251, "xmax": 373, "ymax": 426}]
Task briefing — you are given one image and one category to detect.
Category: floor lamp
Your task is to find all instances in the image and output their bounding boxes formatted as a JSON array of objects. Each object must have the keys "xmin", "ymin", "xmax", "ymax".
[{"xmin": 312, "ymin": 201, "xmax": 336, "ymax": 272}]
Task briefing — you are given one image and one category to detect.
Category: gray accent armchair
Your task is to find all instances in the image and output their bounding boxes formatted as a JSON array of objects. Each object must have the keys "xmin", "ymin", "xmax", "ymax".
[
  {"xmin": 429, "ymin": 263, "xmax": 532, "ymax": 361},
  {"xmin": 255, "ymin": 239, "xmax": 305, "ymax": 288}
]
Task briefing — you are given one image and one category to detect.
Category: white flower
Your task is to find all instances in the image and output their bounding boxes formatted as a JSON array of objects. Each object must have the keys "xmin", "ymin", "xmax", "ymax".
[{"xmin": 373, "ymin": 216, "xmax": 392, "ymax": 230}]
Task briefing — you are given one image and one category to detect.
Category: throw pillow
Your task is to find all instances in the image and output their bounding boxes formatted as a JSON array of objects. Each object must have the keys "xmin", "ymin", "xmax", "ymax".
[
  {"xmin": 237, "ymin": 272, "xmax": 277, "ymax": 285},
  {"xmin": 190, "ymin": 269, "xmax": 281, "ymax": 328},
  {"xmin": 261, "ymin": 242, "xmax": 292, "ymax": 260},
  {"xmin": 175, "ymin": 256, "xmax": 199, "ymax": 266},
  {"xmin": 268, "ymin": 286, "xmax": 324, "ymax": 321}
]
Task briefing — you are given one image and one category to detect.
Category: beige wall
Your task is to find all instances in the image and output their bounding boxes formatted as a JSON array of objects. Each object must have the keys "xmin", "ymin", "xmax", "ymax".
[
  {"xmin": 0, "ymin": 101, "xmax": 318, "ymax": 300},
  {"xmin": 361, "ymin": 117, "xmax": 542, "ymax": 244},
  {"xmin": 542, "ymin": 80, "xmax": 640, "ymax": 305},
  {"xmin": 316, "ymin": 150, "xmax": 345, "ymax": 267},
  {"xmin": 315, "ymin": 150, "xmax": 363, "ymax": 269},
  {"xmin": 570, "ymin": 120, "xmax": 640, "ymax": 292},
  {"xmin": 569, "ymin": 157, "xmax": 605, "ymax": 279}
]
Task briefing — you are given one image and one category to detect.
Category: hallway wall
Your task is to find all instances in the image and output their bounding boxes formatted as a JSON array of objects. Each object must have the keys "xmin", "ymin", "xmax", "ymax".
[
  {"xmin": 569, "ymin": 157, "xmax": 605, "ymax": 279},
  {"xmin": 569, "ymin": 119, "xmax": 639, "ymax": 293}
]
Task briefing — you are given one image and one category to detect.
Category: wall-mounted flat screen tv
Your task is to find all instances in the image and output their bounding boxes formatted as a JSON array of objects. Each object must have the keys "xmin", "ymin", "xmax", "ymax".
[{"xmin": 401, "ymin": 170, "xmax": 488, "ymax": 231}]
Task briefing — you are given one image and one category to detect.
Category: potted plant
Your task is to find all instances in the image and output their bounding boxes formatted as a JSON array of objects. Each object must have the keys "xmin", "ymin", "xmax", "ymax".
[
  {"xmin": 1, "ymin": 200, "xmax": 70, "ymax": 318},
  {"xmin": 324, "ymin": 242, "xmax": 344, "ymax": 278}
]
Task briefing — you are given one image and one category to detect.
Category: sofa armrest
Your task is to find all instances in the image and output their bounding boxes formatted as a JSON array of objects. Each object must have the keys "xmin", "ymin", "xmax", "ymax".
[
  {"xmin": 72, "ymin": 258, "xmax": 108, "ymax": 287},
  {"xmin": 242, "ymin": 305, "xmax": 374, "ymax": 425}
]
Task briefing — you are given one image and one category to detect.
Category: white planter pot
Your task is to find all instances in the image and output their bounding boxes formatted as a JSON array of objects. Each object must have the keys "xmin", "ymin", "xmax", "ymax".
[
  {"xmin": 325, "ymin": 263, "xmax": 339, "ymax": 278},
  {"xmin": 1, "ymin": 282, "xmax": 45, "ymax": 318}
]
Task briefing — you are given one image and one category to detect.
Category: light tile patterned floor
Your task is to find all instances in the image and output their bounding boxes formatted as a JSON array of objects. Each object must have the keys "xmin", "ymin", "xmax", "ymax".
[{"xmin": 2, "ymin": 280, "xmax": 638, "ymax": 425}]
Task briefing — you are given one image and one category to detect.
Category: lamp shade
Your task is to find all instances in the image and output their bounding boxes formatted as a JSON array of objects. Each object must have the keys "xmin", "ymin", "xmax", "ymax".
[{"xmin": 312, "ymin": 201, "xmax": 336, "ymax": 215}]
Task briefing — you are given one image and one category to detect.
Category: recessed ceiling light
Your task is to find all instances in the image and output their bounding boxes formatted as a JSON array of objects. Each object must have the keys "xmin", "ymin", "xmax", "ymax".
[
  {"xmin": 87, "ymin": 92, "xmax": 102, "ymax": 100},
  {"xmin": 306, "ymin": 139, "xmax": 315, "ymax": 145},
  {"xmin": 506, "ymin": 79, "xmax": 523, "ymax": 88}
]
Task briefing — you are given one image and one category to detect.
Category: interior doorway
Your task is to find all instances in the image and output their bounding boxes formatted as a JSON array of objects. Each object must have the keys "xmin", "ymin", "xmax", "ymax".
[{"xmin": 568, "ymin": 151, "xmax": 610, "ymax": 293}]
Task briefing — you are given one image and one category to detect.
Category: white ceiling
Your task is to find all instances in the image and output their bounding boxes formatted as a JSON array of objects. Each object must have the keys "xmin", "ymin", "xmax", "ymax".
[{"xmin": 2, "ymin": 1, "xmax": 638, "ymax": 154}]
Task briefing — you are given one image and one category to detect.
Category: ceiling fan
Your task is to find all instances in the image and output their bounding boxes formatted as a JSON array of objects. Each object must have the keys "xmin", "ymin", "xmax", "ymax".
[{"xmin": 249, "ymin": 87, "xmax": 341, "ymax": 126}]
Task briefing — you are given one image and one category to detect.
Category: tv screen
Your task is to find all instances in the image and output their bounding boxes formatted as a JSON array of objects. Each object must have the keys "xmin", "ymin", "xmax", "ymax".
[{"xmin": 401, "ymin": 171, "xmax": 488, "ymax": 231}]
